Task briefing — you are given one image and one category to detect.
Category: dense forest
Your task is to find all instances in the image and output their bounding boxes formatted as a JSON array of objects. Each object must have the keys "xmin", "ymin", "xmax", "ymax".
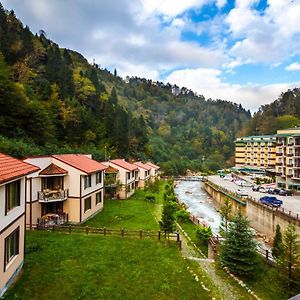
[
  {"xmin": 240, "ymin": 89, "xmax": 300, "ymax": 137},
  {"xmin": 0, "ymin": 3, "xmax": 252, "ymax": 174}
]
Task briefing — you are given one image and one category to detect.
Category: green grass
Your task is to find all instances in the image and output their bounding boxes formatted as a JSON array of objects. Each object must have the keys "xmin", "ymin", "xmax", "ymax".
[
  {"xmin": 178, "ymin": 220, "xmax": 209, "ymax": 257},
  {"xmin": 83, "ymin": 181, "xmax": 166, "ymax": 230},
  {"xmin": 243, "ymin": 257, "xmax": 288, "ymax": 300},
  {"xmin": 4, "ymin": 231, "xmax": 213, "ymax": 300}
]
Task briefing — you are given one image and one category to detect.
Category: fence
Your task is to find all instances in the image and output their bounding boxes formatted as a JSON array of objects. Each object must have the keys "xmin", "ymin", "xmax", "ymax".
[
  {"xmin": 206, "ymin": 179, "xmax": 300, "ymax": 222},
  {"xmin": 36, "ymin": 225, "xmax": 182, "ymax": 249},
  {"xmin": 187, "ymin": 209, "xmax": 274, "ymax": 263}
]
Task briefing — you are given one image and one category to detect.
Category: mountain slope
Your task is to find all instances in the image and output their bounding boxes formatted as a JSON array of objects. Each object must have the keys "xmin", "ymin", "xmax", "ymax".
[{"xmin": 0, "ymin": 2, "xmax": 251, "ymax": 174}]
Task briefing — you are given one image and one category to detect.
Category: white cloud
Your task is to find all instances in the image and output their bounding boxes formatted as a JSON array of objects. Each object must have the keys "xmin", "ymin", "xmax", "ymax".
[
  {"xmin": 216, "ymin": 0, "xmax": 227, "ymax": 9},
  {"xmin": 165, "ymin": 68, "xmax": 300, "ymax": 111},
  {"xmin": 226, "ymin": 0, "xmax": 300, "ymax": 64},
  {"xmin": 140, "ymin": 0, "xmax": 211, "ymax": 19},
  {"xmin": 286, "ymin": 63, "xmax": 300, "ymax": 72}
]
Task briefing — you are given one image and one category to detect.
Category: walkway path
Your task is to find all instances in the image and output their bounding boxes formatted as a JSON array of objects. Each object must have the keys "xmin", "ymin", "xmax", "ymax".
[{"xmin": 177, "ymin": 225, "xmax": 242, "ymax": 300}]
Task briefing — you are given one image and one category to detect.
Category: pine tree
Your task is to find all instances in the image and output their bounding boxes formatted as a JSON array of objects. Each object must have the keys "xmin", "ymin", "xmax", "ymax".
[
  {"xmin": 272, "ymin": 224, "xmax": 284, "ymax": 259},
  {"xmin": 159, "ymin": 200, "xmax": 177, "ymax": 234},
  {"xmin": 220, "ymin": 211, "xmax": 258, "ymax": 276}
]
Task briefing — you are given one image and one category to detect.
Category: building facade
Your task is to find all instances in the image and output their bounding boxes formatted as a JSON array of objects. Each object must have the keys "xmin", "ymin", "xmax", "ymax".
[
  {"xmin": 235, "ymin": 135, "xmax": 276, "ymax": 169},
  {"xmin": 146, "ymin": 162, "xmax": 160, "ymax": 182},
  {"xmin": 275, "ymin": 128, "xmax": 300, "ymax": 190},
  {"xmin": 133, "ymin": 162, "xmax": 151, "ymax": 189},
  {"xmin": 24, "ymin": 154, "xmax": 107, "ymax": 227},
  {"xmin": 0, "ymin": 153, "xmax": 39, "ymax": 297},
  {"xmin": 102, "ymin": 159, "xmax": 138, "ymax": 199}
]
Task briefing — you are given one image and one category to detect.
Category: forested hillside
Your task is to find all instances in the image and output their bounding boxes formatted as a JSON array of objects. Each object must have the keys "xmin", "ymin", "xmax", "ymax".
[
  {"xmin": 240, "ymin": 89, "xmax": 300, "ymax": 137},
  {"xmin": 0, "ymin": 3, "xmax": 251, "ymax": 174}
]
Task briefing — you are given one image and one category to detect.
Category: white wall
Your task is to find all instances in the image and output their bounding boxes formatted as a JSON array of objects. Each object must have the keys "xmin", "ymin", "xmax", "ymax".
[{"xmin": 0, "ymin": 177, "xmax": 26, "ymax": 231}]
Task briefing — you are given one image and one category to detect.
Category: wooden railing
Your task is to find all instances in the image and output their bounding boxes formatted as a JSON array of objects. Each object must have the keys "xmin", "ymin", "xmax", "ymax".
[{"xmin": 38, "ymin": 189, "xmax": 69, "ymax": 202}]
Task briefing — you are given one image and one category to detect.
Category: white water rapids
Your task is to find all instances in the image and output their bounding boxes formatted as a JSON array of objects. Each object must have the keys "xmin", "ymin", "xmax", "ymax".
[{"xmin": 174, "ymin": 181, "xmax": 221, "ymax": 234}]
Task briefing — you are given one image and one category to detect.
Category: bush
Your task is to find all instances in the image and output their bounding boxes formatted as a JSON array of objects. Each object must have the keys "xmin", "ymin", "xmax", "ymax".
[
  {"xmin": 145, "ymin": 194, "xmax": 156, "ymax": 202},
  {"xmin": 176, "ymin": 209, "xmax": 190, "ymax": 222},
  {"xmin": 195, "ymin": 226, "xmax": 213, "ymax": 243}
]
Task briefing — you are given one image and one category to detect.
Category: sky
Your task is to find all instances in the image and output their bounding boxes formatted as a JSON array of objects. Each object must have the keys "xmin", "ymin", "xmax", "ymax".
[{"xmin": 2, "ymin": 0, "xmax": 300, "ymax": 111}]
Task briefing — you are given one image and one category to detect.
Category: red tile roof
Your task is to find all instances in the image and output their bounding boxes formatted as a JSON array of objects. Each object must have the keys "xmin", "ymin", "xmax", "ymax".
[
  {"xmin": 0, "ymin": 153, "xmax": 40, "ymax": 184},
  {"xmin": 105, "ymin": 166, "xmax": 119, "ymax": 173},
  {"xmin": 110, "ymin": 159, "xmax": 138, "ymax": 171},
  {"xmin": 146, "ymin": 162, "xmax": 160, "ymax": 169},
  {"xmin": 39, "ymin": 163, "xmax": 68, "ymax": 176},
  {"xmin": 52, "ymin": 154, "xmax": 107, "ymax": 174},
  {"xmin": 134, "ymin": 162, "xmax": 152, "ymax": 171}
]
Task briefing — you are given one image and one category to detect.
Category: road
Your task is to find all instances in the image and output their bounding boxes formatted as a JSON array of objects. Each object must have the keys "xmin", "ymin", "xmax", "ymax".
[{"xmin": 208, "ymin": 175, "xmax": 300, "ymax": 215}]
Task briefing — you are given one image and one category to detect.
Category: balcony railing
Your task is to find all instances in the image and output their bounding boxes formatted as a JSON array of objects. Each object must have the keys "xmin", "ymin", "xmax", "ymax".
[
  {"xmin": 38, "ymin": 213, "xmax": 68, "ymax": 228},
  {"xmin": 38, "ymin": 189, "xmax": 68, "ymax": 203}
]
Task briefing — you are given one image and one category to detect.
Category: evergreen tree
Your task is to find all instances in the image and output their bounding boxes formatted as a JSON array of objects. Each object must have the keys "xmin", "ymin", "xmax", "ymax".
[
  {"xmin": 220, "ymin": 211, "xmax": 258, "ymax": 276},
  {"xmin": 272, "ymin": 224, "xmax": 284, "ymax": 259},
  {"xmin": 159, "ymin": 200, "xmax": 177, "ymax": 234}
]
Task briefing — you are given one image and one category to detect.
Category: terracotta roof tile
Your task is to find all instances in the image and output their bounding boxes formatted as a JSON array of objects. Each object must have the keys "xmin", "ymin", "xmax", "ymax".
[
  {"xmin": 134, "ymin": 161, "xmax": 152, "ymax": 171},
  {"xmin": 52, "ymin": 154, "xmax": 107, "ymax": 174},
  {"xmin": 39, "ymin": 163, "xmax": 68, "ymax": 176},
  {"xmin": 105, "ymin": 166, "xmax": 119, "ymax": 173},
  {"xmin": 146, "ymin": 162, "xmax": 160, "ymax": 169},
  {"xmin": 0, "ymin": 153, "xmax": 40, "ymax": 184},
  {"xmin": 110, "ymin": 159, "xmax": 138, "ymax": 171}
]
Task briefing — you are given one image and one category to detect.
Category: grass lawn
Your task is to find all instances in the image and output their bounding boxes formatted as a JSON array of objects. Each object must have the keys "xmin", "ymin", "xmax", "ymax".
[
  {"xmin": 83, "ymin": 181, "xmax": 166, "ymax": 230},
  {"xmin": 178, "ymin": 220, "xmax": 209, "ymax": 257},
  {"xmin": 4, "ymin": 231, "xmax": 213, "ymax": 300}
]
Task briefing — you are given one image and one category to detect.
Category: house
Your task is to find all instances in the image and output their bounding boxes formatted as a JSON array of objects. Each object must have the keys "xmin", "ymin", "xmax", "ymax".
[
  {"xmin": 146, "ymin": 162, "xmax": 160, "ymax": 182},
  {"xmin": 0, "ymin": 153, "xmax": 39, "ymax": 297},
  {"xmin": 102, "ymin": 159, "xmax": 138, "ymax": 199},
  {"xmin": 133, "ymin": 162, "xmax": 152, "ymax": 189},
  {"xmin": 103, "ymin": 166, "xmax": 120, "ymax": 199},
  {"xmin": 24, "ymin": 154, "xmax": 107, "ymax": 227}
]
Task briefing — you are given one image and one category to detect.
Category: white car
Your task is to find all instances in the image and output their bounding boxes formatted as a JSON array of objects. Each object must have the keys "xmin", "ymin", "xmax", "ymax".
[{"xmin": 236, "ymin": 188, "xmax": 248, "ymax": 197}]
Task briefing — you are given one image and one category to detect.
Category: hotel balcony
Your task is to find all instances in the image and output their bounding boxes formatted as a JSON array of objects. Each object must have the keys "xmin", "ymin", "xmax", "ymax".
[
  {"xmin": 277, "ymin": 142, "xmax": 284, "ymax": 146},
  {"xmin": 276, "ymin": 162, "xmax": 283, "ymax": 166},
  {"xmin": 276, "ymin": 152, "xmax": 283, "ymax": 156},
  {"xmin": 38, "ymin": 189, "xmax": 69, "ymax": 203}
]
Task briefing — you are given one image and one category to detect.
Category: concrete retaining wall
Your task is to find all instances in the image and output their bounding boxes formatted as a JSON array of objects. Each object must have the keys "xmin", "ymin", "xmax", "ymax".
[{"xmin": 204, "ymin": 181, "xmax": 300, "ymax": 237}]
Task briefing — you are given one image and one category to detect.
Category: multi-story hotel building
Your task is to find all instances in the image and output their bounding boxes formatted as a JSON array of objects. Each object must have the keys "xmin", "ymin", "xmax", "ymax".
[
  {"xmin": 275, "ymin": 128, "xmax": 300, "ymax": 190},
  {"xmin": 235, "ymin": 135, "xmax": 276, "ymax": 169}
]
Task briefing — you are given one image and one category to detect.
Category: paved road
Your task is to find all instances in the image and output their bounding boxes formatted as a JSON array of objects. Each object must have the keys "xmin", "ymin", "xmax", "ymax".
[{"xmin": 208, "ymin": 175, "xmax": 300, "ymax": 215}]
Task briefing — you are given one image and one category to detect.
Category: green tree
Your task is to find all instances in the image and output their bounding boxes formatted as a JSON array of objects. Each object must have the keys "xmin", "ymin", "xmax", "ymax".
[
  {"xmin": 272, "ymin": 224, "xmax": 284, "ymax": 259},
  {"xmin": 277, "ymin": 225, "xmax": 300, "ymax": 292},
  {"xmin": 196, "ymin": 226, "xmax": 212, "ymax": 243},
  {"xmin": 219, "ymin": 197, "xmax": 232, "ymax": 238},
  {"xmin": 220, "ymin": 211, "xmax": 258, "ymax": 276},
  {"xmin": 159, "ymin": 201, "xmax": 177, "ymax": 234}
]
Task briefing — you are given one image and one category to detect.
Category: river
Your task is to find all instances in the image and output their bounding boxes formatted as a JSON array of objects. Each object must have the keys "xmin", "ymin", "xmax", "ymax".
[{"xmin": 174, "ymin": 180, "xmax": 221, "ymax": 234}]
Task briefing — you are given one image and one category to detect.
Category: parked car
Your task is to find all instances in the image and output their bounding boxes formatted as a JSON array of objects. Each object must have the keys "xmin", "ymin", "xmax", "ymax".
[
  {"xmin": 260, "ymin": 196, "xmax": 283, "ymax": 207},
  {"xmin": 252, "ymin": 186, "xmax": 267, "ymax": 193},
  {"xmin": 223, "ymin": 175, "xmax": 232, "ymax": 181},
  {"xmin": 278, "ymin": 189, "xmax": 293, "ymax": 196},
  {"xmin": 236, "ymin": 188, "xmax": 248, "ymax": 197}
]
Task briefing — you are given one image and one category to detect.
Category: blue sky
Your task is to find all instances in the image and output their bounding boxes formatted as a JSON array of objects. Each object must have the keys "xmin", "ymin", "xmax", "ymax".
[{"xmin": 2, "ymin": 0, "xmax": 300, "ymax": 110}]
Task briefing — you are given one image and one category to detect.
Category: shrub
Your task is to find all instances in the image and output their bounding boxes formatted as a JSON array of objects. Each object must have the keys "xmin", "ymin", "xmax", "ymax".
[
  {"xmin": 176, "ymin": 209, "xmax": 190, "ymax": 222},
  {"xmin": 145, "ymin": 194, "xmax": 156, "ymax": 202},
  {"xmin": 195, "ymin": 226, "xmax": 213, "ymax": 243}
]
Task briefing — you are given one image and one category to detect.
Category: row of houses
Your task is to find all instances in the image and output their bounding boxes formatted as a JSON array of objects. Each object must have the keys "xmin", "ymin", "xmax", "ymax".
[
  {"xmin": 235, "ymin": 127, "xmax": 300, "ymax": 190},
  {"xmin": 0, "ymin": 153, "xmax": 160, "ymax": 297}
]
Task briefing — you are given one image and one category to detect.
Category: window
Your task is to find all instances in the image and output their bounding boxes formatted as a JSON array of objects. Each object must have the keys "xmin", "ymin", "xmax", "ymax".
[
  {"xmin": 96, "ymin": 172, "xmax": 102, "ymax": 184},
  {"xmin": 127, "ymin": 173, "xmax": 130, "ymax": 180},
  {"xmin": 96, "ymin": 191, "xmax": 102, "ymax": 204},
  {"xmin": 131, "ymin": 171, "xmax": 134, "ymax": 177},
  {"xmin": 84, "ymin": 197, "xmax": 91, "ymax": 212},
  {"xmin": 5, "ymin": 180, "xmax": 20, "ymax": 214},
  {"xmin": 5, "ymin": 228, "xmax": 19, "ymax": 270},
  {"xmin": 84, "ymin": 175, "xmax": 91, "ymax": 189}
]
